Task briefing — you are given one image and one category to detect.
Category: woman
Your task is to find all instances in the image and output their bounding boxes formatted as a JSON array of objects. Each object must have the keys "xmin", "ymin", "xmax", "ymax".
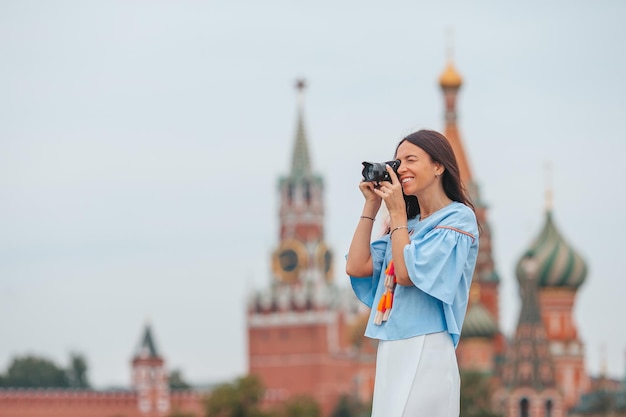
[{"xmin": 346, "ymin": 129, "xmax": 479, "ymax": 417}]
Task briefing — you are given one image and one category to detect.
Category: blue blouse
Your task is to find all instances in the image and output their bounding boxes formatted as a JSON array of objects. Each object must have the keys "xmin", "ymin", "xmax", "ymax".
[{"xmin": 349, "ymin": 201, "xmax": 479, "ymax": 348}]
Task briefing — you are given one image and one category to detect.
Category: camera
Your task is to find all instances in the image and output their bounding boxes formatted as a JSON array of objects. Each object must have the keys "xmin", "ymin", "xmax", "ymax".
[{"xmin": 361, "ymin": 159, "xmax": 400, "ymax": 183}]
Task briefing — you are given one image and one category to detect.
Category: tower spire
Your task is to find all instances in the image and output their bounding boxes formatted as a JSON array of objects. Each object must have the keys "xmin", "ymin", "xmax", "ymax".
[
  {"xmin": 271, "ymin": 78, "xmax": 328, "ymax": 282},
  {"xmin": 291, "ymin": 79, "xmax": 312, "ymax": 178},
  {"xmin": 445, "ymin": 27, "xmax": 454, "ymax": 63},
  {"xmin": 136, "ymin": 321, "xmax": 160, "ymax": 359},
  {"xmin": 438, "ymin": 41, "xmax": 471, "ymax": 187},
  {"xmin": 131, "ymin": 322, "xmax": 169, "ymax": 413},
  {"xmin": 600, "ymin": 343, "xmax": 607, "ymax": 379},
  {"xmin": 545, "ymin": 161, "xmax": 553, "ymax": 213}
]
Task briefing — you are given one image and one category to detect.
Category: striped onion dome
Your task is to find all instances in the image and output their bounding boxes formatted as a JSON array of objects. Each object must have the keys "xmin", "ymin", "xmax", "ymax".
[
  {"xmin": 515, "ymin": 210, "xmax": 587, "ymax": 289},
  {"xmin": 462, "ymin": 301, "xmax": 498, "ymax": 338}
]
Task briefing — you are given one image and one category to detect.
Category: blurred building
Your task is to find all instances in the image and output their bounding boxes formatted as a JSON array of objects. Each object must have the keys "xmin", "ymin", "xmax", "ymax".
[
  {"xmin": 570, "ymin": 369, "xmax": 626, "ymax": 417},
  {"xmin": 245, "ymin": 57, "xmax": 603, "ymax": 417},
  {"xmin": 439, "ymin": 58, "xmax": 506, "ymax": 376},
  {"xmin": 437, "ymin": 58, "xmax": 596, "ymax": 417},
  {"xmin": 246, "ymin": 80, "xmax": 377, "ymax": 417},
  {"xmin": 1, "ymin": 56, "xmax": 619, "ymax": 417},
  {"xmin": 0, "ymin": 323, "xmax": 205, "ymax": 417}
]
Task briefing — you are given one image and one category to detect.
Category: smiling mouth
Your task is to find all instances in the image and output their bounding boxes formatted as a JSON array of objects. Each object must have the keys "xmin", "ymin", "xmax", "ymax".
[{"xmin": 401, "ymin": 177, "xmax": 413, "ymax": 184}]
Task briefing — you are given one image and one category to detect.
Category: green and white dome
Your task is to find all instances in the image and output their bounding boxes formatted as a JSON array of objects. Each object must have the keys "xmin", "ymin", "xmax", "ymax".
[
  {"xmin": 515, "ymin": 210, "xmax": 587, "ymax": 290},
  {"xmin": 462, "ymin": 301, "xmax": 499, "ymax": 338}
]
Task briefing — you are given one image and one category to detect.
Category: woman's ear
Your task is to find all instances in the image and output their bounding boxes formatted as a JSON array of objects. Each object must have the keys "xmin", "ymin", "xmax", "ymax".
[{"xmin": 435, "ymin": 163, "xmax": 445, "ymax": 177}]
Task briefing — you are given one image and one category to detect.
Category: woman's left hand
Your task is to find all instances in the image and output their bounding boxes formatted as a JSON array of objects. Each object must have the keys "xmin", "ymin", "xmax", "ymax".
[{"xmin": 373, "ymin": 165, "xmax": 405, "ymax": 216}]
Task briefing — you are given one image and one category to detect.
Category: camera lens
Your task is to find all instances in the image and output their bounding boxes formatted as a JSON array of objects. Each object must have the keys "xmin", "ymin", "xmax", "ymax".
[{"xmin": 362, "ymin": 162, "xmax": 388, "ymax": 183}]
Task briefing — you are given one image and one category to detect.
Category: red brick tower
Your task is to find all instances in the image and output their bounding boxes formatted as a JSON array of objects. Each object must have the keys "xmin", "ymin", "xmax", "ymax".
[
  {"xmin": 519, "ymin": 179, "xmax": 589, "ymax": 410},
  {"xmin": 494, "ymin": 255, "xmax": 564, "ymax": 417},
  {"xmin": 437, "ymin": 56, "xmax": 504, "ymax": 373},
  {"xmin": 131, "ymin": 323, "xmax": 170, "ymax": 416},
  {"xmin": 247, "ymin": 80, "xmax": 376, "ymax": 417}
]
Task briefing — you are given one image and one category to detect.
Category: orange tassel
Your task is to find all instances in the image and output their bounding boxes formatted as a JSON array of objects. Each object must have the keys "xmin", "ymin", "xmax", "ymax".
[
  {"xmin": 377, "ymin": 293, "xmax": 387, "ymax": 312},
  {"xmin": 386, "ymin": 261, "xmax": 395, "ymax": 276},
  {"xmin": 385, "ymin": 291, "xmax": 393, "ymax": 309},
  {"xmin": 374, "ymin": 260, "xmax": 397, "ymax": 326}
]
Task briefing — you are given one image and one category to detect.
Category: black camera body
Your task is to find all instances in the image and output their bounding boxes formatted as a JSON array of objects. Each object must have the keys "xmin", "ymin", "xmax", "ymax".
[{"xmin": 361, "ymin": 159, "xmax": 401, "ymax": 183}]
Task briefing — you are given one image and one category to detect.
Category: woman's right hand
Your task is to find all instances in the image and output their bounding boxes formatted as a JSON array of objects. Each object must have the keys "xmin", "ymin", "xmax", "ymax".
[{"xmin": 359, "ymin": 180, "xmax": 382, "ymax": 204}]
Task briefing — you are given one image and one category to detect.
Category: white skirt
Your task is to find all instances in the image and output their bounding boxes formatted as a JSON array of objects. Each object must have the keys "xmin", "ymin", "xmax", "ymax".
[{"xmin": 371, "ymin": 331, "xmax": 460, "ymax": 417}]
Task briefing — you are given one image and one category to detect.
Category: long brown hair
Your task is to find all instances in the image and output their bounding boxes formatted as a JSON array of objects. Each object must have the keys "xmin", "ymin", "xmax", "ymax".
[{"xmin": 395, "ymin": 129, "xmax": 475, "ymax": 220}]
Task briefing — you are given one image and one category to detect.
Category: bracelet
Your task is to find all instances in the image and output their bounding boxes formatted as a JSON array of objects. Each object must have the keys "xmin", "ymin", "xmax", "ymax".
[
  {"xmin": 360, "ymin": 215, "xmax": 376, "ymax": 221},
  {"xmin": 390, "ymin": 225, "xmax": 408, "ymax": 238}
]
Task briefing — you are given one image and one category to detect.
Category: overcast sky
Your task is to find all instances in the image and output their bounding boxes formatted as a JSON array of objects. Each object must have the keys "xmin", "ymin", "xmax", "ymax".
[{"xmin": 1, "ymin": 1, "xmax": 625, "ymax": 388}]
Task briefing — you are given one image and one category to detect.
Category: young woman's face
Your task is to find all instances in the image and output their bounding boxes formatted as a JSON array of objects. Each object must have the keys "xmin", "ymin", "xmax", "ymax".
[{"xmin": 395, "ymin": 141, "xmax": 441, "ymax": 196}]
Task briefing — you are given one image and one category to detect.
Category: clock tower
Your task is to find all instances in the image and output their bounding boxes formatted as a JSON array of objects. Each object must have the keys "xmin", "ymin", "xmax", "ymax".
[
  {"xmin": 271, "ymin": 79, "xmax": 333, "ymax": 285},
  {"xmin": 247, "ymin": 80, "xmax": 375, "ymax": 417}
]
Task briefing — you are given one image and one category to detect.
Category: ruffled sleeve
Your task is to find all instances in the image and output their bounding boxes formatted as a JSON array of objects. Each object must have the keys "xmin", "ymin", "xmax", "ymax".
[
  {"xmin": 403, "ymin": 226, "xmax": 474, "ymax": 304},
  {"xmin": 349, "ymin": 237, "xmax": 388, "ymax": 308},
  {"xmin": 402, "ymin": 209, "xmax": 478, "ymax": 347}
]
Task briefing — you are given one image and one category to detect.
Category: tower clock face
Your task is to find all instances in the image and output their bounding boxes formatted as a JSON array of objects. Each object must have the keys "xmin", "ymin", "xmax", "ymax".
[
  {"xmin": 272, "ymin": 240, "xmax": 308, "ymax": 283},
  {"xmin": 322, "ymin": 250, "xmax": 332, "ymax": 274},
  {"xmin": 315, "ymin": 242, "xmax": 333, "ymax": 282},
  {"xmin": 278, "ymin": 249, "xmax": 299, "ymax": 272}
]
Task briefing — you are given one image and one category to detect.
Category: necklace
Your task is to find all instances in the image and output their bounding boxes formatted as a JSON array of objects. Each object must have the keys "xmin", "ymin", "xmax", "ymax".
[
  {"xmin": 419, "ymin": 202, "xmax": 451, "ymax": 221},
  {"xmin": 420, "ymin": 211, "xmax": 437, "ymax": 221}
]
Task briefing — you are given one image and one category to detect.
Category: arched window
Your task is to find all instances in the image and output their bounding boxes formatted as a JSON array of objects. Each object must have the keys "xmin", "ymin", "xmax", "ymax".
[
  {"xmin": 287, "ymin": 183, "xmax": 294, "ymax": 203},
  {"xmin": 519, "ymin": 398, "xmax": 529, "ymax": 417},
  {"xmin": 304, "ymin": 181, "xmax": 311, "ymax": 203},
  {"xmin": 545, "ymin": 399, "xmax": 553, "ymax": 417}
]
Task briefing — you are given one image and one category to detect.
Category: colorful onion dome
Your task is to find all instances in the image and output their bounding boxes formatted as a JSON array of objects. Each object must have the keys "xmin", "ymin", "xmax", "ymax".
[
  {"xmin": 439, "ymin": 61, "xmax": 463, "ymax": 89},
  {"xmin": 515, "ymin": 210, "xmax": 587, "ymax": 289},
  {"xmin": 462, "ymin": 301, "xmax": 498, "ymax": 338}
]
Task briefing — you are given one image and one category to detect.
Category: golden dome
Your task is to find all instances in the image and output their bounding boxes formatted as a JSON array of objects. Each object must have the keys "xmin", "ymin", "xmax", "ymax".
[{"xmin": 439, "ymin": 61, "xmax": 463, "ymax": 88}]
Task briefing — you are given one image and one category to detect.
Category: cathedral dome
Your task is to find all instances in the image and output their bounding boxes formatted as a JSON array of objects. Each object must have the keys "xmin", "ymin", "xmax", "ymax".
[
  {"xmin": 515, "ymin": 210, "xmax": 587, "ymax": 289},
  {"xmin": 461, "ymin": 301, "xmax": 498, "ymax": 338},
  {"xmin": 439, "ymin": 61, "xmax": 463, "ymax": 89}
]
